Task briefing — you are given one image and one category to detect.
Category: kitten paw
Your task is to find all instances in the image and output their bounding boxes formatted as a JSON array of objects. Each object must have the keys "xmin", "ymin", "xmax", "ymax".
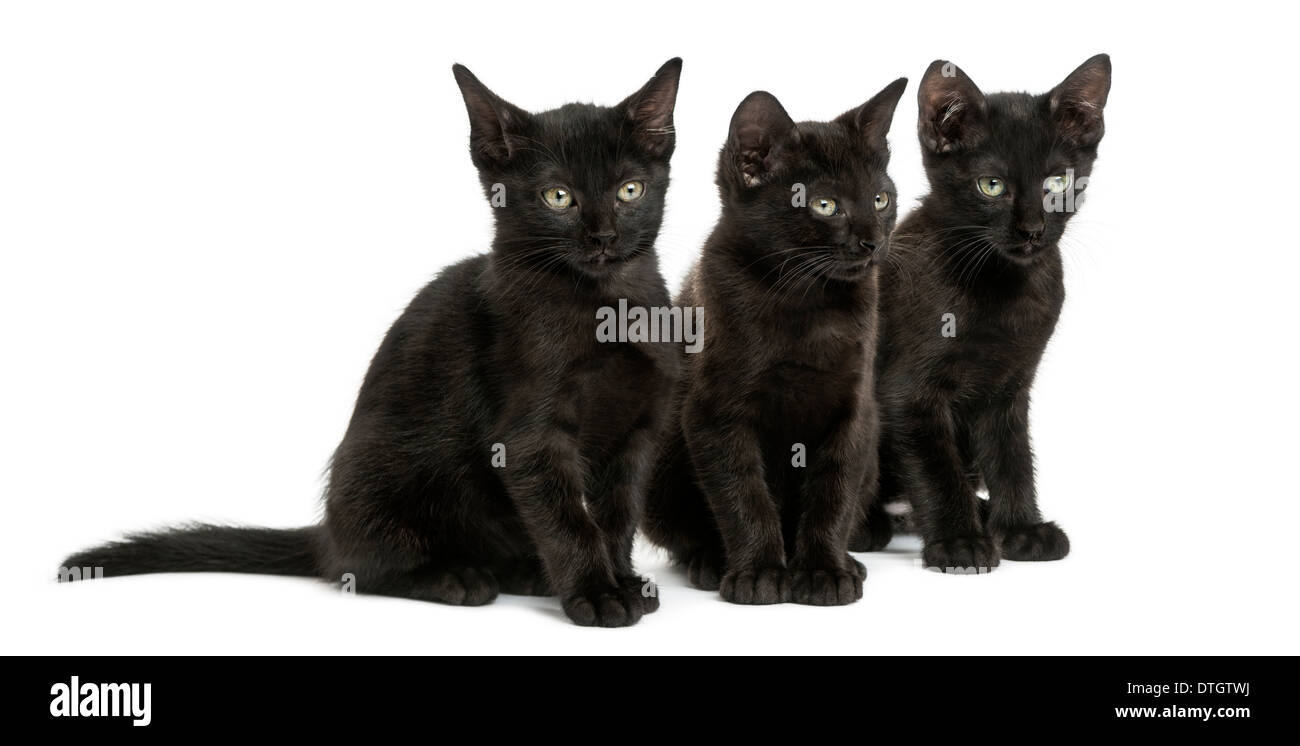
[
  {"xmin": 922, "ymin": 535, "xmax": 1000, "ymax": 574},
  {"xmin": 789, "ymin": 558, "xmax": 865, "ymax": 606},
  {"xmin": 429, "ymin": 566, "xmax": 500, "ymax": 606},
  {"xmin": 618, "ymin": 574, "xmax": 660, "ymax": 614},
  {"xmin": 719, "ymin": 566, "xmax": 789, "ymax": 605},
  {"xmin": 496, "ymin": 558, "xmax": 553, "ymax": 596},
  {"xmin": 562, "ymin": 582, "xmax": 648, "ymax": 627},
  {"xmin": 684, "ymin": 549, "xmax": 724, "ymax": 591},
  {"xmin": 999, "ymin": 521, "xmax": 1070, "ymax": 561},
  {"xmin": 848, "ymin": 517, "xmax": 893, "ymax": 552}
]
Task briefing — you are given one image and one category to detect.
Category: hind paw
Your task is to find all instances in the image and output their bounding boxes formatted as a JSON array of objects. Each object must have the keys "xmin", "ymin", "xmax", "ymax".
[
  {"xmin": 496, "ymin": 558, "xmax": 553, "ymax": 596},
  {"xmin": 427, "ymin": 566, "xmax": 499, "ymax": 606},
  {"xmin": 683, "ymin": 549, "xmax": 724, "ymax": 591},
  {"xmin": 999, "ymin": 521, "xmax": 1070, "ymax": 561}
]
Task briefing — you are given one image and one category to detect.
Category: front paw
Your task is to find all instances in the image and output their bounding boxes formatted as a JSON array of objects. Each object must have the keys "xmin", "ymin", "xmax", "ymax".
[
  {"xmin": 922, "ymin": 534, "xmax": 1000, "ymax": 574},
  {"xmin": 999, "ymin": 521, "xmax": 1070, "ymax": 561},
  {"xmin": 562, "ymin": 581, "xmax": 650, "ymax": 627},
  {"xmin": 719, "ymin": 566, "xmax": 789, "ymax": 605},
  {"xmin": 618, "ymin": 574, "xmax": 660, "ymax": 615},
  {"xmin": 789, "ymin": 557, "xmax": 865, "ymax": 606}
]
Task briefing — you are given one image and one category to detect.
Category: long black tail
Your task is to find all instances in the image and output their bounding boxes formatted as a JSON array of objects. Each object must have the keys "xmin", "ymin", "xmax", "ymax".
[{"xmin": 61, "ymin": 524, "xmax": 321, "ymax": 579}]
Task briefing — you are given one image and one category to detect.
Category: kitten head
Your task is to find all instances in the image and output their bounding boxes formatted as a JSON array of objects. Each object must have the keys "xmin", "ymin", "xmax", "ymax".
[
  {"xmin": 717, "ymin": 78, "xmax": 908, "ymax": 282},
  {"xmin": 916, "ymin": 54, "xmax": 1111, "ymax": 264},
  {"xmin": 452, "ymin": 58, "xmax": 682, "ymax": 278}
]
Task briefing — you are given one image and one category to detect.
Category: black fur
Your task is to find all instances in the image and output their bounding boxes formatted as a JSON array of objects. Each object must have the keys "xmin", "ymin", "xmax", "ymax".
[
  {"xmin": 63, "ymin": 58, "xmax": 685, "ymax": 627},
  {"xmin": 849, "ymin": 56, "xmax": 1111, "ymax": 572},
  {"xmin": 642, "ymin": 79, "xmax": 907, "ymax": 605}
]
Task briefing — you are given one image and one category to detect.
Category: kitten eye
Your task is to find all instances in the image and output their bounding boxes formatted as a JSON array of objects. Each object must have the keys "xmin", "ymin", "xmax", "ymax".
[
  {"xmin": 1044, "ymin": 173, "xmax": 1072, "ymax": 194},
  {"xmin": 873, "ymin": 192, "xmax": 890, "ymax": 212},
  {"xmin": 616, "ymin": 181, "xmax": 645, "ymax": 202},
  {"xmin": 977, "ymin": 177, "xmax": 1007, "ymax": 198},
  {"xmin": 542, "ymin": 187, "xmax": 573, "ymax": 210},
  {"xmin": 811, "ymin": 198, "xmax": 838, "ymax": 216}
]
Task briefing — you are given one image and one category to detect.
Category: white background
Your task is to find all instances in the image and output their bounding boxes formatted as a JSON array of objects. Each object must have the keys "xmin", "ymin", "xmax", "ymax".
[{"xmin": 2, "ymin": 1, "xmax": 1296, "ymax": 655}]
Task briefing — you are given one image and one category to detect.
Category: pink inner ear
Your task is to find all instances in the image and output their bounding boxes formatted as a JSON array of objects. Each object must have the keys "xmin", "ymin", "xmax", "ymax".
[{"xmin": 738, "ymin": 149, "xmax": 765, "ymax": 186}]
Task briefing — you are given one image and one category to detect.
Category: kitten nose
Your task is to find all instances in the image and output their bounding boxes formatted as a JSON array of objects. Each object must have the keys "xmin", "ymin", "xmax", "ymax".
[
  {"xmin": 1017, "ymin": 219, "xmax": 1045, "ymax": 241},
  {"xmin": 858, "ymin": 239, "xmax": 877, "ymax": 254},
  {"xmin": 591, "ymin": 231, "xmax": 618, "ymax": 251}
]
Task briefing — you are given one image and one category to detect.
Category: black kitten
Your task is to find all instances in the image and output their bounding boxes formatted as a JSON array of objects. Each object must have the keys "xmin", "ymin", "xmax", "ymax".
[
  {"xmin": 642, "ymin": 79, "xmax": 907, "ymax": 605},
  {"xmin": 850, "ymin": 56, "xmax": 1111, "ymax": 572},
  {"xmin": 63, "ymin": 59, "xmax": 685, "ymax": 627}
]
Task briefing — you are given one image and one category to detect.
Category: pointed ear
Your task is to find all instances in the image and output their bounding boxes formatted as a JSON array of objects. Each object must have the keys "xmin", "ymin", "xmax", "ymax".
[
  {"xmin": 619, "ymin": 57, "xmax": 683, "ymax": 158},
  {"xmin": 452, "ymin": 64, "xmax": 531, "ymax": 165},
  {"xmin": 917, "ymin": 60, "xmax": 988, "ymax": 154},
  {"xmin": 1050, "ymin": 54, "xmax": 1111, "ymax": 147},
  {"xmin": 728, "ymin": 91, "xmax": 798, "ymax": 187},
  {"xmin": 835, "ymin": 77, "xmax": 908, "ymax": 150}
]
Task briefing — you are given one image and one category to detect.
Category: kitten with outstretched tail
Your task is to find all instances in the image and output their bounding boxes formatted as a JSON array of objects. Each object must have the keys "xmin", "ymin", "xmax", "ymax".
[
  {"xmin": 850, "ymin": 56, "xmax": 1111, "ymax": 572},
  {"xmin": 62, "ymin": 59, "xmax": 684, "ymax": 627},
  {"xmin": 642, "ymin": 79, "xmax": 907, "ymax": 605}
]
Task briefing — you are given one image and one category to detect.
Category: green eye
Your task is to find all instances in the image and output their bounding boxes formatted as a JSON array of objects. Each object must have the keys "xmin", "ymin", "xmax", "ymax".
[
  {"xmin": 977, "ymin": 177, "xmax": 1007, "ymax": 197},
  {"xmin": 874, "ymin": 192, "xmax": 890, "ymax": 212},
  {"xmin": 542, "ymin": 187, "xmax": 573, "ymax": 210},
  {"xmin": 616, "ymin": 180, "xmax": 645, "ymax": 202},
  {"xmin": 812, "ymin": 198, "xmax": 838, "ymax": 216},
  {"xmin": 1045, "ymin": 173, "xmax": 1071, "ymax": 194}
]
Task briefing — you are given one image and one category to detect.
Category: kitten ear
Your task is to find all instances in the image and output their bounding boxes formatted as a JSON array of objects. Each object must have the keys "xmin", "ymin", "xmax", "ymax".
[
  {"xmin": 728, "ymin": 91, "xmax": 798, "ymax": 188},
  {"xmin": 619, "ymin": 57, "xmax": 683, "ymax": 158},
  {"xmin": 1049, "ymin": 54, "xmax": 1111, "ymax": 147},
  {"xmin": 452, "ymin": 64, "xmax": 531, "ymax": 165},
  {"xmin": 836, "ymin": 77, "xmax": 908, "ymax": 150},
  {"xmin": 917, "ymin": 60, "xmax": 988, "ymax": 154}
]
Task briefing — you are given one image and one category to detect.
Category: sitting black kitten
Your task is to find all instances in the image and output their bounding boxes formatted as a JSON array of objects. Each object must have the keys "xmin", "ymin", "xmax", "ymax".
[
  {"xmin": 850, "ymin": 56, "xmax": 1111, "ymax": 572},
  {"xmin": 63, "ymin": 59, "xmax": 685, "ymax": 627},
  {"xmin": 642, "ymin": 79, "xmax": 907, "ymax": 605}
]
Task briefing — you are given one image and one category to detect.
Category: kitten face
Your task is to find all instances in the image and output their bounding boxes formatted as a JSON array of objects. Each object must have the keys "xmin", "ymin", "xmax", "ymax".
[
  {"xmin": 452, "ymin": 59, "xmax": 681, "ymax": 278},
  {"xmin": 718, "ymin": 80, "xmax": 908, "ymax": 282},
  {"xmin": 916, "ymin": 55, "xmax": 1111, "ymax": 264}
]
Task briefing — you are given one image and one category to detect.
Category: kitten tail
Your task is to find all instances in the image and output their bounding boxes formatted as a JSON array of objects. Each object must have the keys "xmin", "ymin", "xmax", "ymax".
[{"xmin": 60, "ymin": 524, "xmax": 320, "ymax": 579}]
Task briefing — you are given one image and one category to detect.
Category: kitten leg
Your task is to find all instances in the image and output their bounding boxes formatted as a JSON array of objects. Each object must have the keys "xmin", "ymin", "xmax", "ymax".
[
  {"xmin": 973, "ymin": 389, "xmax": 1070, "ymax": 561},
  {"xmin": 900, "ymin": 401, "xmax": 1000, "ymax": 573},
  {"xmin": 682, "ymin": 397, "xmax": 789, "ymax": 605},
  {"xmin": 585, "ymin": 421, "xmax": 670, "ymax": 614},
  {"xmin": 780, "ymin": 405, "xmax": 873, "ymax": 605},
  {"xmin": 502, "ymin": 430, "xmax": 644, "ymax": 627},
  {"xmin": 788, "ymin": 409, "xmax": 873, "ymax": 605}
]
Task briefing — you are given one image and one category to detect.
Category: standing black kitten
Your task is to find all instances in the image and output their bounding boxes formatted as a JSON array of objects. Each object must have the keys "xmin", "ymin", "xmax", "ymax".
[
  {"xmin": 63, "ymin": 59, "xmax": 684, "ymax": 627},
  {"xmin": 642, "ymin": 79, "xmax": 907, "ymax": 605},
  {"xmin": 850, "ymin": 56, "xmax": 1111, "ymax": 572}
]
